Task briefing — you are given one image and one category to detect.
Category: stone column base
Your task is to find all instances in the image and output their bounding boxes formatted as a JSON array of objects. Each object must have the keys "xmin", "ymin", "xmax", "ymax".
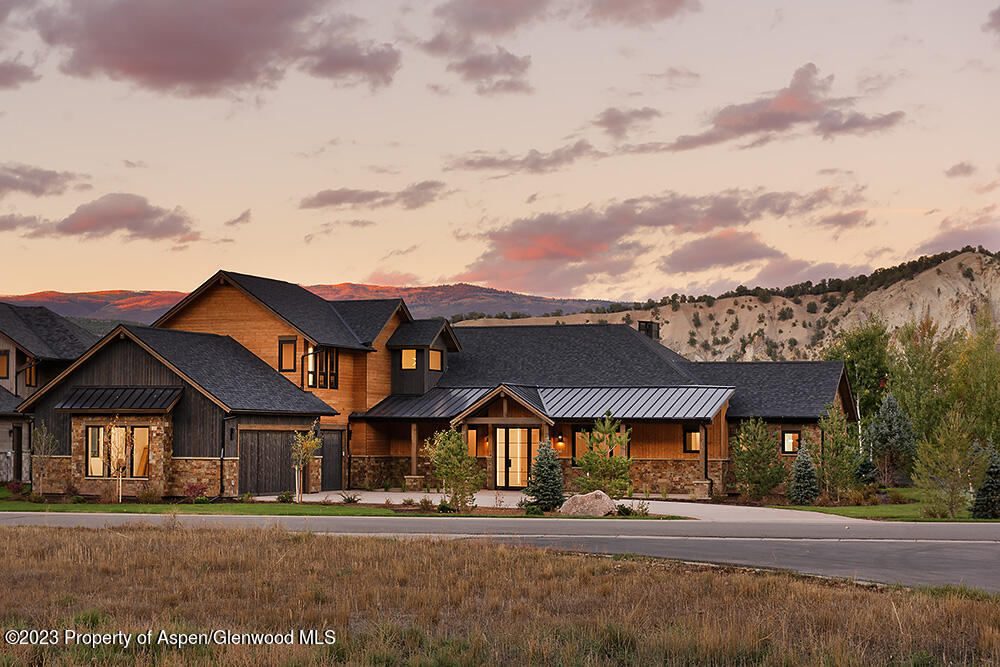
[
  {"xmin": 691, "ymin": 479, "xmax": 712, "ymax": 499},
  {"xmin": 403, "ymin": 475, "xmax": 425, "ymax": 492}
]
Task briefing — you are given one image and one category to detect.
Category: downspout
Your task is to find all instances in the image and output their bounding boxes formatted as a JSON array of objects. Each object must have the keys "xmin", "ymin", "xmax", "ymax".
[
  {"xmin": 345, "ymin": 414, "xmax": 352, "ymax": 490},
  {"xmin": 216, "ymin": 415, "xmax": 239, "ymax": 500}
]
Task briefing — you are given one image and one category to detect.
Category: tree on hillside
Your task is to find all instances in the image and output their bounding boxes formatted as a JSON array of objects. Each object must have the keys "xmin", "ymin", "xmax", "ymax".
[
  {"xmin": 730, "ymin": 418, "xmax": 786, "ymax": 501},
  {"xmin": 822, "ymin": 315, "xmax": 890, "ymax": 430},
  {"xmin": 864, "ymin": 393, "xmax": 918, "ymax": 486},
  {"xmin": 948, "ymin": 308, "xmax": 1000, "ymax": 449},
  {"xmin": 814, "ymin": 405, "xmax": 859, "ymax": 501},
  {"xmin": 890, "ymin": 314, "xmax": 957, "ymax": 443},
  {"xmin": 914, "ymin": 408, "xmax": 987, "ymax": 519},
  {"xmin": 788, "ymin": 446, "xmax": 820, "ymax": 505},
  {"xmin": 576, "ymin": 412, "xmax": 631, "ymax": 499},
  {"xmin": 524, "ymin": 439, "xmax": 564, "ymax": 511}
]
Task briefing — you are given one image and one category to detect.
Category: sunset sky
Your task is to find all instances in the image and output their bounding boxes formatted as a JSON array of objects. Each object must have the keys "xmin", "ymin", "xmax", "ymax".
[{"xmin": 1, "ymin": 0, "xmax": 999, "ymax": 299}]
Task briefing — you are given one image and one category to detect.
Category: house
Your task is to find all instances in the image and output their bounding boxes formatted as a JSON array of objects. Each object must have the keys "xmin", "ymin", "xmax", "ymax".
[
  {"xmin": 0, "ymin": 303, "xmax": 97, "ymax": 482},
  {"xmin": 19, "ymin": 270, "xmax": 856, "ymax": 498},
  {"xmin": 18, "ymin": 325, "xmax": 335, "ymax": 497}
]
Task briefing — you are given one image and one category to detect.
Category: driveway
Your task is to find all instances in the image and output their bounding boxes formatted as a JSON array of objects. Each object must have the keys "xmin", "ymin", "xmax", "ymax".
[{"xmin": 2, "ymin": 510, "xmax": 999, "ymax": 592}]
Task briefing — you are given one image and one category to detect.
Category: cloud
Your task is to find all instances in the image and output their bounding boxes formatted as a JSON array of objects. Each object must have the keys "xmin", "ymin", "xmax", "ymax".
[
  {"xmin": 666, "ymin": 63, "xmax": 905, "ymax": 151},
  {"xmin": 644, "ymin": 66, "xmax": 700, "ymax": 89},
  {"xmin": 432, "ymin": 0, "xmax": 550, "ymax": 35},
  {"xmin": 303, "ymin": 219, "xmax": 376, "ymax": 242},
  {"xmin": 944, "ymin": 161, "xmax": 977, "ymax": 178},
  {"xmin": 0, "ymin": 163, "xmax": 87, "ymax": 199},
  {"xmin": 366, "ymin": 269, "xmax": 419, "ymax": 285},
  {"xmin": 446, "ymin": 139, "xmax": 603, "ymax": 173},
  {"xmin": 454, "ymin": 184, "xmax": 859, "ymax": 293},
  {"xmin": 300, "ymin": 181, "xmax": 448, "ymax": 210},
  {"xmin": 0, "ymin": 212, "xmax": 38, "ymax": 232},
  {"xmin": 659, "ymin": 229, "xmax": 782, "ymax": 273},
  {"xmin": 747, "ymin": 257, "xmax": 872, "ymax": 289},
  {"xmin": 815, "ymin": 209, "xmax": 874, "ymax": 238},
  {"xmin": 0, "ymin": 0, "xmax": 29, "ymax": 25},
  {"xmin": 915, "ymin": 206, "xmax": 1000, "ymax": 255},
  {"xmin": 446, "ymin": 46, "xmax": 532, "ymax": 94},
  {"xmin": 224, "ymin": 208, "xmax": 251, "ymax": 226},
  {"xmin": 34, "ymin": 0, "xmax": 401, "ymax": 97},
  {"xmin": 973, "ymin": 179, "xmax": 1000, "ymax": 195},
  {"xmin": 592, "ymin": 106, "xmax": 660, "ymax": 139},
  {"xmin": 122, "ymin": 159, "xmax": 147, "ymax": 169},
  {"xmin": 985, "ymin": 7, "xmax": 1000, "ymax": 40},
  {"xmin": 586, "ymin": 0, "xmax": 700, "ymax": 26},
  {"xmin": 856, "ymin": 70, "xmax": 906, "ymax": 95},
  {"xmin": 28, "ymin": 192, "xmax": 200, "ymax": 243},
  {"xmin": 0, "ymin": 57, "xmax": 38, "ymax": 89}
]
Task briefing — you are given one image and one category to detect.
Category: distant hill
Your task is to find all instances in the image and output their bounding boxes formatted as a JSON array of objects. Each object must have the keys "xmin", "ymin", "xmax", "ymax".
[
  {"xmin": 0, "ymin": 282, "xmax": 611, "ymax": 323},
  {"xmin": 456, "ymin": 250, "xmax": 1000, "ymax": 361}
]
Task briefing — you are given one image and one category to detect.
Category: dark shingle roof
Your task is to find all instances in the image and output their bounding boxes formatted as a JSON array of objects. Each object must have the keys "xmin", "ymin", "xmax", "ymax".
[
  {"xmin": 328, "ymin": 299, "xmax": 405, "ymax": 345},
  {"xmin": 694, "ymin": 361, "xmax": 847, "ymax": 419},
  {"xmin": 125, "ymin": 326, "xmax": 336, "ymax": 416},
  {"xmin": 387, "ymin": 318, "xmax": 448, "ymax": 348},
  {"xmin": 0, "ymin": 303, "xmax": 97, "ymax": 360},
  {"xmin": 55, "ymin": 387, "xmax": 183, "ymax": 413},
  {"xmin": 442, "ymin": 324, "xmax": 699, "ymax": 387},
  {"xmin": 0, "ymin": 385, "xmax": 20, "ymax": 415},
  {"xmin": 222, "ymin": 272, "xmax": 369, "ymax": 351}
]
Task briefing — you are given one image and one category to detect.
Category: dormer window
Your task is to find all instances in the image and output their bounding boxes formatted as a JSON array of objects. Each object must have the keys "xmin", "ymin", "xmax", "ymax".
[
  {"xmin": 401, "ymin": 349, "xmax": 417, "ymax": 370},
  {"xmin": 0, "ymin": 350, "xmax": 7, "ymax": 379},
  {"xmin": 278, "ymin": 337, "xmax": 296, "ymax": 372},
  {"xmin": 429, "ymin": 349, "xmax": 443, "ymax": 372}
]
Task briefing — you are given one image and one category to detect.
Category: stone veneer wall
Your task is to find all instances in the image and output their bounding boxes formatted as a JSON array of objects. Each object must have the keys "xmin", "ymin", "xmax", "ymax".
[
  {"xmin": 348, "ymin": 455, "xmax": 491, "ymax": 490},
  {"xmin": 559, "ymin": 458, "xmax": 732, "ymax": 496},
  {"xmin": 31, "ymin": 455, "xmax": 72, "ymax": 494},
  {"xmin": 167, "ymin": 458, "xmax": 239, "ymax": 498},
  {"xmin": 308, "ymin": 455, "xmax": 322, "ymax": 493}
]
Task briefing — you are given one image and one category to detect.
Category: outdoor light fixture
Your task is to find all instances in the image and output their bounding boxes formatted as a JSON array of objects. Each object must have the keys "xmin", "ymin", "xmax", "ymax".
[{"xmin": 555, "ymin": 433, "xmax": 565, "ymax": 450}]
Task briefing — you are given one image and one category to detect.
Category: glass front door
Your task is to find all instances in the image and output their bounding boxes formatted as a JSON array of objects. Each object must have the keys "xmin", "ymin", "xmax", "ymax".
[{"xmin": 495, "ymin": 427, "xmax": 539, "ymax": 488}]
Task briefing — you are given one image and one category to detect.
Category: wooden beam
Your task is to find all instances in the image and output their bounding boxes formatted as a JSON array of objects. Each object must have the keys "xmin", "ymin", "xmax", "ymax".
[
  {"xmin": 462, "ymin": 417, "xmax": 546, "ymax": 425},
  {"xmin": 410, "ymin": 422, "xmax": 418, "ymax": 476}
]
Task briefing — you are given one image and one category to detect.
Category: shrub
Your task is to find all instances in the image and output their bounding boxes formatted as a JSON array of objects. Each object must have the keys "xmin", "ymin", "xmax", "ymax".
[
  {"xmin": 27, "ymin": 492, "xmax": 46, "ymax": 504},
  {"xmin": 843, "ymin": 486, "xmax": 879, "ymax": 506},
  {"xmin": 184, "ymin": 483, "xmax": 208, "ymax": 501},
  {"xmin": 615, "ymin": 504, "xmax": 633, "ymax": 516},
  {"xmin": 424, "ymin": 428, "xmax": 485, "ymax": 513},
  {"xmin": 64, "ymin": 482, "xmax": 79, "ymax": 498},
  {"xmin": 338, "ymin": 492, "xmax": 361, "ymax": 504},
  {"xmin": 437, "ymin": 501, "xmax": 457, "ymax": 514},
  {"xmin": 524, "ymin": 504, "xmax": 543, "ymax": 517},
  {"xmin": 806, "ymin": 302, "xmax": 818, "ymax": 314},
  {"xmin": 401, "ymin": 497, "xmax": 415, "ymax": 507},
  {"xmin": 886, "ymin": 489, "xmax": 909, "ymax": 505},
  {"xmin": 276, "ymin": 490, "xmax": 294, "ymax": 504},
  {"xmin": 239, "ymin": 492, "xmax": 254, "ymax": 504},
  {"xmin": 788, "ymin": 447, "xmax": 820, "ymax": 505},
  {"xmin": 418, "ymin": 498, "xmax": 434, "ymax": 512},
  {"xmin": 524, "ymin": 439, "xmax": 564, "ymax": 511},
  {"xmin": 70, "ymin": 495, "xmax": 87, "ymax": 504},
  {"xmin": 193, "ymin": 496, "xmax": 211, "ymax": 504},
  {"xmin": 632, "ymin": 500, "xmax": 650, "ymax": 517},
  {"xmin": 731, "ymin": 417, "xmax": 787, "ymax": 501},
  {"xmin": 855, "ymin": 458, "xmax": 878, "ymax": 486},
  {"xmin": 383, "ymin": 480, "xmax": 391, "ymax": 492},
  {"xmin": 136, "ymin": 487, "xmax": 163, "ymax": 504},
  {"xmin": 383, "ymin": 498, "xmax": 393, "ymax": 507},
  {"xmin": 575, "ymin": 413, "xmax": 632, "ymax": 499},
  {"xmin": 5, "ymin": 481, "xmax": 25, "ymax": 497},
  {"xmin": 972, "ymin": 455, "xmax": 1000, "ymax": 519}
]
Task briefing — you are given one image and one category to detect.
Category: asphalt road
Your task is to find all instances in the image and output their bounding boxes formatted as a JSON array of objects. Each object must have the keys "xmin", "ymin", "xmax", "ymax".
[{"xmin": 2, "ymin": 512, "xmax": 999, "ymax": 592}]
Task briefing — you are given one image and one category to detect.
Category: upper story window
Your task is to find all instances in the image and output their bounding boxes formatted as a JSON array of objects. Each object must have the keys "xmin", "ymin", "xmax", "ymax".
[
  {"xmin": 401, "ymin": 349, "xmax": 417, "ymax": 370},
  {"xmin": 0, "ymin": 350, "xmax": 8, "ymax": 379},
  {"xmin": 683, "ymin": 427, "xmax": 701, "ymax": 453},
  {"xmin": 306, "ymin": 346, "xmax": 338, "ymax": 390},
  {"xmin": 782, "ymin": 430, "xmax": 800, "ymax": 454},
  {"xmin": 277, "ymin": 337, "xmax": 296, "ymax": 372},
  {"xmin": 428, "ymin": 349, "xmax": 443, "ymax": 372},
  {"xmin": 24, "ymin": 360, "xmax": 36, "ymax": 387}
]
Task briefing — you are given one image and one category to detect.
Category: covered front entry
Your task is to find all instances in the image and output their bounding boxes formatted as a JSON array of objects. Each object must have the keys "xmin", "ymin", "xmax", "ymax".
[{"xmin": 495, "ymin": 427, "xmax": 540, "ymax": 489}]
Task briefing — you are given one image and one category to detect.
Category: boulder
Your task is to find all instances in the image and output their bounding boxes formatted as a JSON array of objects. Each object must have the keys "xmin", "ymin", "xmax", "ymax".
[{"xmin": 559, "ymin": 490, "xmax": 616, "ymax": 516}]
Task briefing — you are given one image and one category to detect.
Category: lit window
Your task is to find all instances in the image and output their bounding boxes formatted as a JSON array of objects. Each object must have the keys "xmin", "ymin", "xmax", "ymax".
[
  {"xmin": 782, "ymin": 431, "xmax": 800, "ymax": 454},
  {"xmin": 328, "ymin": 348, "xmax": 338, "ymax": 389},
  {"xmin": 467, "ymin": 428, "xmax": 477, "ymax": 457},
  {"xmin": 401, "ymin": 349, "xmax": 417, "ymax": 370},
  {"xmin": 88, "ymin": 425, "xmax": 150, "ymax": 479},
  {"xmin": 24, "ymin": 361, "xmax": 36, "ymax": 387},
  {"xmin": 87, "ymin": 426, "xmax": 105, "ymax": 477},
  {"xmin": 571, "ymin": 427, "xmax": 590, "ymax": 467},
  {"xmin": 684, "ymin": 427, "xmax": 701, "ymax": 453},
  {"xmin": 0, "ymin": 351, "xmax": 8, "ymax": 379},
  {"xmin": 429, "ymin": 349, "xmax": 443, "ymax": 372},
  {"xmin": 132, "ymin": 427, "xmax": 150, "ymax": 478},
  {"xmin": 306, "ymin": 345, "xmax": 317, "ymax": 387},
  {"xmin": 278, "ymin": 337, "xmax": 296, "ymax": 372}
]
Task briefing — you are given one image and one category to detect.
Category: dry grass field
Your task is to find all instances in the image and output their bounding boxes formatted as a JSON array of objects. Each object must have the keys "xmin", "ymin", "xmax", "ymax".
[{"xmin": 1, "ymin": 526, "xmax": 999, "ymax": 665}]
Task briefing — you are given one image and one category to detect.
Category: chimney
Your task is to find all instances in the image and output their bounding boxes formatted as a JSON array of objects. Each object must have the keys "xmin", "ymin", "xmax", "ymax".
[{"xmin": 637, "ymin": 320, "xmax": 660, "ymax": 340}]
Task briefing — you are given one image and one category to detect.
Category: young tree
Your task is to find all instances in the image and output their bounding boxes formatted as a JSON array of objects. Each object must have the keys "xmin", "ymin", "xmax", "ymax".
[
  {"xmin": 890, "ymin": 314, "xmax": 956, "ymax": 443},
  {"xmin": 425, "ymin": 428, "xmax": 485, "ymax": 512},
  {"xmin": 948, "ymin": 308, "xmax": 1000, "ymax": 449},
  {"xmin": 290, "ymin": 420, "xmax": 321, "ymax": 504},
  {"xmin": 575, "ymin": 412, "xmax": 632, "ymax": 499},
  {"xmin": 822, "ymin": 315, "xmax": 891, "ymax": 428},
  {"xmin": 864, "ymin": 393, "xmax": 918, "ymax": 486},
  {"xmin": 104, "ymin": 415, "xmax": 132, "ymax": 503},
  {"xmin": 31, "ymin": 420, "xmax": 60, "ymax": 496},
  {"xmin": 972, "ymin": 454, "xmax": 1000, "ymax": 520},
  {"xmin": 788, "ymin": 445, "xmax": 820, "ymax": 505},
  {"xmin": 730, "ymin": 417, "xmax": 786, "ymax": 501},
  {"xmin": 815, "ymin": 405, "xmax": 859, "ymax": 501},
  {"xmin": 524, "ymin": 439, "xmax": 564, "ymax": 511},
  {"xmin": 914, "ymin": 408, "xmax": 986, "ymax": 518}
]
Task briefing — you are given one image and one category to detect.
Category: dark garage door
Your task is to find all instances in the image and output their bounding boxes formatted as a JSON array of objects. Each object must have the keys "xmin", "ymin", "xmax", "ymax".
[
  {"xmin": 321, "ymin": 430, "xmax": 343, "ymax": 491},
  {"xmin": 239, "ymin": 430, "xmax": 296, "ymax": 495}
]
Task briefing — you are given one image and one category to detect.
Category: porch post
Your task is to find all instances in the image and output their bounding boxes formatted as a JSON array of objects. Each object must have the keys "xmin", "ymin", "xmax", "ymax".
[
  {"xmin": 486, "ymin": 425, "xmax": 496, "ymax": 490},
  {"xmin": 410, "ymin": 422, "xmax": 418, "ymax": 477},
  {"xmin": 700, "ymin": 423, "xmax": 711, "ymax": 494}
]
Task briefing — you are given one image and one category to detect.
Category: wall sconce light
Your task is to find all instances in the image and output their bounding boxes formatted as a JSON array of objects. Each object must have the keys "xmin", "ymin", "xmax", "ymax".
[{"xmin": 555, "ymin": 433, "xmax": 565, "ymax": 450}]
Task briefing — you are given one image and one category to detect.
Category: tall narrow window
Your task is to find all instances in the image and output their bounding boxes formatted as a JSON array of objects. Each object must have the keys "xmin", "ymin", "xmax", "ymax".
[
  {"xmin": 683, "ymin": 427, "xmax": 701, "ymax": 453},
  {"xmin": 782, "ymin": 430, "xmax": 800, "ymax": 454},
  {"xmin": 87, "ymin": 426, "xmax": 105, "ymax": 477},
  {"xmin": 306, "ymin": 345, "xmax": 317, "ymax": 388},
  {"xmin": 571, "ymin": 426, "xmax": 590, "ymax": 467},
  {"xmin": 401, "ymin": 349, "xmax": 417, "ymax": 370},
  {"xmin": 278, "ymin": 337, "xmax": 296, "ymax": 372},
  {"xmin": 428, "ymin": 349, "xmax": 443, "ymax": 372},
  {"xmin": 0, "ymin": 350, "xmax": 8, "ymax": 379},
  {"xmin": 317, "ymin": 349, "xmax": 328, "ymax": 389},
  {"xmin": 131, "ymin": 427, "xmax": 150, "ymax": 478},
  {"xmin": 24, "ymin": 361, "xmax": 36, "ymax": 387},
  {"xmin": 467, "ymin": 428, "xmax": 477, "ymax": 457},
  {"xmin": 328, "ymin": 348, "xmax": 338, "ymax": 389}
]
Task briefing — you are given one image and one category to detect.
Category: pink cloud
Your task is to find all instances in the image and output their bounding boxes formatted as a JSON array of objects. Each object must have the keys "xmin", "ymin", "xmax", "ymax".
[
  {"xmin": 29, "ymin": 192, "xmax": 200, "ymax": 243},
  {"xmin": 433, "ymin": 0, "xmax": 550, "ymax": 35},
  {"xmin": 816, "ymin": 209, "xmax": 874, "ymax": 238},
  {"xmin": 592, "ymin": 106, "xmax": 660, "ymax": 139},
  {"xmin": 0, "ymin": 162, "xmax": 87, "ymax": 198},
  {"xmin": 587, "ymin": 0, "xmax": 700, "ymax": 26},
  {"xmin": 0, "ymin": 57, "xmax": 37, "ymax": 89},
  {"xmin": 224, "ymin": 209, "xmax": 251, "ymax": 226},
  {"xmin": 747, "ymin": 257, "xmax": 872, "ymax": 290},
  {"xmin": 447, "ymin": 139, "xmax": 601, "ymax": 173},
  {"xmin": 660, "ymin": 229, "xmax": 783, "ymax": 273},
  {"xmin": 300, "ymin": 181, "xmax": 448, "ymax": 210},
  {"xmin": 446, "ymin": 46, "xmax": 532, "ymax": 94},
  {"xmin": 915, "ymin": 207, "xmax": 1000, "ymax": 255}
]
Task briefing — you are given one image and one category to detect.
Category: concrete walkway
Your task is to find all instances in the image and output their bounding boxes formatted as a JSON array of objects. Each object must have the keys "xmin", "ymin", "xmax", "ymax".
[{"xmin": 265, "ymin": 489, "xmax": 865, "ymax": 523}]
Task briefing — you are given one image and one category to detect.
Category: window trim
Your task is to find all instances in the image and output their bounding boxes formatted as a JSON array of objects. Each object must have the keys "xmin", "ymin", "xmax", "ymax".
[
  {"xmin": 401, "ymin": 349, "xmax": 417, "ymax": 371},
  {"xmin": 428, "ymin": 348, "xmax": 443, "ymax": 372},
  {"xmin": 683, "ymin": 426, "xmax": 701, "ymax": 453},
  {"xmin": 277, "ymin": 337, "xmax": 297, "ymax": 372},
  {"xmin": 781, "ymin": 429, "xmax": 801, "ymax": 455},
  {"xmin": 86, "ymin": 425, "xmax": 151, "ymax": 480},
  {"xmin": 0, "ymin": 350, "xmax": 8, "ymax": 379},
  {"xmin": 328, "ymin": 348, "xmax": 338, "ymax": 390}
]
